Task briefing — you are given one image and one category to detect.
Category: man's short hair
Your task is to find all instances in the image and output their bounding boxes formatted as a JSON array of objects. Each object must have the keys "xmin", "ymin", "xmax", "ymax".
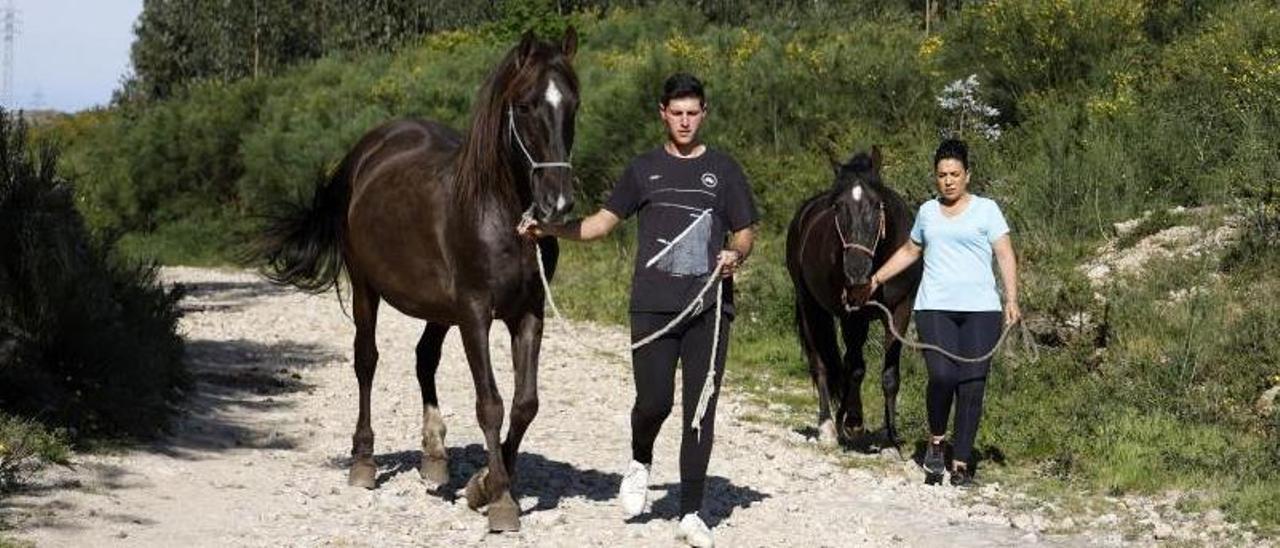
[{"xmin": 661, "ymin": 73, "xmax": 706, "ymax": 107}]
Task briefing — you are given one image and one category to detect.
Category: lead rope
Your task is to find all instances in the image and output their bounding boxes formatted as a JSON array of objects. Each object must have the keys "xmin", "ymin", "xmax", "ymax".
[
  {"xmin": 858, "ymin": 300, "xmax": 1039, "ymax": 363},
  {"xmin": 525, "ymin": 209, "xmax": 725, "ymax": 440}
]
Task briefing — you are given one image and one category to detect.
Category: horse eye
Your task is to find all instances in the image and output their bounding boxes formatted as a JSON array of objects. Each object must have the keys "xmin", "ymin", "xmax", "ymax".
[{"xmin": 516, "ymin": 103, "xmax": 534, "ymax": 114}]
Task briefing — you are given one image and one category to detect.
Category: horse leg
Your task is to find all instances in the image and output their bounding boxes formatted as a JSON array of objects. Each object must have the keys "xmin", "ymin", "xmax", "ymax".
[
  {"xmin": 348, "ymin": 279, "xmax": 380, "ymax": 489},
  {"xmin": 796, "ymin": 291, "xmax": 842, "ymax": 446},
  {"xmin": 880, "ymin": 302, "xmax": 912, "ymax": 449},
  {"xmin": 458, "ymin": 317, "xmax": 520, "ymax": 532},
  {"xmin": 502, "ymin": 311, "xmax": 542, "ymax": 487},
  {"xmin": 838, "ymin": 315, "xmax": 871, "ymax": 443},
  {"xmin": 415, "ymin": 322, "xmax": 451, "ymax": 487}
]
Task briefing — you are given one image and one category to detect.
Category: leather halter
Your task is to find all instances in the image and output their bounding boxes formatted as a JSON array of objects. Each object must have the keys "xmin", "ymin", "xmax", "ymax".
[
  {"xmin": 833, "ymin": 201, "xmax": 885, "ymax": 258},
  {"xmin": 508, "ymin": 105, "xmax": 572, "ymax": 175}
]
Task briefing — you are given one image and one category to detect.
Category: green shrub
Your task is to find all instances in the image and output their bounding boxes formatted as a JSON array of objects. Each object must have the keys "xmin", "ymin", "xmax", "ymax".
[
  {"xmin": 0, "ymin": 110, "xmax": 187, "ymax": 439},
  {"xmin": 0, "ymin": 415, "xmax": 68, "ymax": 492}
]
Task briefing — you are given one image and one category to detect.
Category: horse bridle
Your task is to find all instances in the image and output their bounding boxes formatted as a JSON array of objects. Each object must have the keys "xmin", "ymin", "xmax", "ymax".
[
  {"xmin": 508, "ymin": 105, "xmax": 573, "ymax": 177},
  {"xmin": 833, "ymin": 201, "xmax": 886, "ymax": 258}
]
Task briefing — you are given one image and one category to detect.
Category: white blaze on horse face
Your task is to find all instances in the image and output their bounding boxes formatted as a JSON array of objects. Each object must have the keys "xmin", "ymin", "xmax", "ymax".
[
  {"xmin": 555, "ymin": 193, "xmax": 567, "ymax": 211},
  {"xmin": 545, "ymin": 80, "xmax": 563, "ymax": 109},
  {"xmin": 851, "ymin": 185, "xmax": 863, "ymax": 202}
]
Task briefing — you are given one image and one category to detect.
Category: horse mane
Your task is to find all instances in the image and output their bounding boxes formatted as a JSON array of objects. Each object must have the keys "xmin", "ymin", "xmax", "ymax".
[
  {"xmin": 827, "ymin": 151, "xmax": 884, "ymax": 201},
  {"xmin": 454, "ymin": 38, "xmax": 578, "ymax": 218}
]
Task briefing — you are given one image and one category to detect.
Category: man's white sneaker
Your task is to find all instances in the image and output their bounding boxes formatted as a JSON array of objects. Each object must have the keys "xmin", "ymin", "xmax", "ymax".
[
  {"xmin": 618, "ymin": 460, "xmax": 649, "ymax": 517},
  {"xmin": 676, "ymin": 512, "xmax": 714, "ymax": 547}
]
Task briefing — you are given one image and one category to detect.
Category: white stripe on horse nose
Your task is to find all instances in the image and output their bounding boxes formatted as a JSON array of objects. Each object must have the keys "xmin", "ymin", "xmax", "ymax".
[
  {"xmin": 545, "ymin": 81, "xmax": 562, "ymax": 109},
  {"xmin": 555, "ymin": 194, "xmax": 567, "ymax": 211}
]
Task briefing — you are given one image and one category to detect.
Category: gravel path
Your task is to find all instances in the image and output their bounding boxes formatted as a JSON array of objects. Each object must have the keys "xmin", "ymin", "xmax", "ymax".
[{"xmin": 6, "ymin": 267, "xmax": 1089, "ymax": 547}]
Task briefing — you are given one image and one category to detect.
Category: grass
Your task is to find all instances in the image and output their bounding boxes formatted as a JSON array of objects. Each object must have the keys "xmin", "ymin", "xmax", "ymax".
[
  {"xmin": 546, "ymin": 204, "xmax": 1280, "ymax": 538},
  {"xmin": 113, "ymin": 214, "xmax": 253, "ymax": 267}
]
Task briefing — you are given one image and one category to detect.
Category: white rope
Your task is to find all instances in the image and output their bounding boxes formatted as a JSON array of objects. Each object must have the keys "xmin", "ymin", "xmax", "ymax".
[
  {"xmin": 529, "ymin": 233, "xmax": 726, "ymax": 438},
  {"xmin": 857, "ymin": 300, "xmax": 1037, "ymax": 363},
  {"xmin": 691, "ymin": 280, "xmax": 723, "ymax": 441},
  {"xmin": 532, "ymin": 241, "xmax": 628, "ymax": 361},
  {"xmin": 627, "ymin": 262, "xmax": 723, "ymax": 350}
]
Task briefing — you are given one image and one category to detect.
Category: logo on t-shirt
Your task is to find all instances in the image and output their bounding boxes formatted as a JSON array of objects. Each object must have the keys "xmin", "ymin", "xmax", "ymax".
[{"xmin": 700, "ymin": 172, "xmax": 718, "ymax": 188}]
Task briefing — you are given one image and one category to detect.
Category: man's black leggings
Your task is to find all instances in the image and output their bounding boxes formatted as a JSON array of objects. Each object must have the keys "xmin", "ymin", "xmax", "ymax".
[
  {"xmin": 630, "ymin": 308, "xmax": 730, "ymax": 516},
  {"xmin": 913, "ymin": 310, "xmax": 1002, "ymax": 465}
]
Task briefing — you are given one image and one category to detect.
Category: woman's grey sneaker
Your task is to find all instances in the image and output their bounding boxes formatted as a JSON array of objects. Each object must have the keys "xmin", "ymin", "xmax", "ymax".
[
  {"xmin": 676, "ymin": 512, "xmax": 714, "ymax": 547},
  {"xmin": 618, "ymin": 460, "xmax": 650, "ymax": 517}
]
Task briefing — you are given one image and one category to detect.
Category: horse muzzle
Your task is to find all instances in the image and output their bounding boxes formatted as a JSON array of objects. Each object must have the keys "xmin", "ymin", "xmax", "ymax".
[
  {"xmin": 841, "ymin": 284, "xmax": 872, "ymax": 312},
  {"xmin": 533, "ymin": 192, "xmax": 574, "ymax": 224}
]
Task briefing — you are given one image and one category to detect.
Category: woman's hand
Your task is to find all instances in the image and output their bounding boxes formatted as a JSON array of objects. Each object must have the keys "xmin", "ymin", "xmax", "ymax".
[
  {"xmin": 717, "ymin": 249, "xmax": 743, "ymax": 278},
  {"xmin": 1004, "ymin": 300, "xmax": 1021, "ymax": 326}
]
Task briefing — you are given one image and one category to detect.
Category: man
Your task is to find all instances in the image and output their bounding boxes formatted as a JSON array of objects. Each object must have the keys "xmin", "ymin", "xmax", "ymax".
[{"xmin": 519, "ymin": 73, "xmax": 757, "ymax": 547}]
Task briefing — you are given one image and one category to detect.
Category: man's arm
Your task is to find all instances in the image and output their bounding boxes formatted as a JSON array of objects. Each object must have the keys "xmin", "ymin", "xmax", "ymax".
[
  {"xmin": 522, "ymin": 209, "xmax": 621, "ymax": 241},
  {"xmin": 718, "ymin": 225, "xmax": 756, "ymax": 278}
]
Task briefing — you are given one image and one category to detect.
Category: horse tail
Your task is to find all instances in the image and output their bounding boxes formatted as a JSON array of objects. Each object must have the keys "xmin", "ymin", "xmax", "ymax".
[{"xmin": 255, "ymin": 161, "xmax": 351, "ymax": 294}]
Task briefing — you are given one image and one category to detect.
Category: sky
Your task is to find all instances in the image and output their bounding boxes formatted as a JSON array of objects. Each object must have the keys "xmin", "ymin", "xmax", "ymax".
[{"xmin": 5, "ymin": 0, "xmax": 143, "ymax": 112}]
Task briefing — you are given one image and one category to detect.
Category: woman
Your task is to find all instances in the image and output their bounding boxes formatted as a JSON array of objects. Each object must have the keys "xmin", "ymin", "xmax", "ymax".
[{"xmin": 868, "ymin": 138, "xmax": 1019, "ymax": 486}]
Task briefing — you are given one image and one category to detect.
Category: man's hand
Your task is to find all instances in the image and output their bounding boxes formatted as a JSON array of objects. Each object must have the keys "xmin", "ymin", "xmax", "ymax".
[
  {"xmin": 717, "ymin": 249, "xmax": 743, "ymax": 278},
  {"xmin": 516, "ymin": 217, "xmax": 543, "ymax": 240}
]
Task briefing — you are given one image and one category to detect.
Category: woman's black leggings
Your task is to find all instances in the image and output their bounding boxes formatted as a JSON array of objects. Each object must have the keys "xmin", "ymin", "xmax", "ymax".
[
  {"xmin": 913, "ymin": 310, "xmax": 1002, "ymax": 465},
  {"xmin": 630, "ymin": 308, "xmax": 730, "ymax": 516}
]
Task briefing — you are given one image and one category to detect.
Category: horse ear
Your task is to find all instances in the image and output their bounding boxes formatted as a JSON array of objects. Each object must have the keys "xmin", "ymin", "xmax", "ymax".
[
  {"xmin": 518, "ymin": 30, "xmax": 538, "ymax": 65},
  {"xmin": 870, "ymin": 145, "xmax": 883, "ymax": 174},
  {"xmin": 562, "ymin": 26, "xmax": 578, "ymax": 61}
]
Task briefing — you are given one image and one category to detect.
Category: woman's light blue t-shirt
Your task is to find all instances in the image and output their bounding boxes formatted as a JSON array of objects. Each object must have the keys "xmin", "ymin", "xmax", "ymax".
[{"xmin": 910, "ymin": 195, "xmax": 1009, "ymax": 312}]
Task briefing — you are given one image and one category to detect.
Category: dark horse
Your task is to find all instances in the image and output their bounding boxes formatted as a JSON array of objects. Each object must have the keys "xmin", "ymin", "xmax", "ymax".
[
  {"xmin": 785, "ymin": 147, "xmax": 921, "ymax": 449},
  {"xmin": 257, "ymin": 29, "xmax": 580, "ymax": 532}
]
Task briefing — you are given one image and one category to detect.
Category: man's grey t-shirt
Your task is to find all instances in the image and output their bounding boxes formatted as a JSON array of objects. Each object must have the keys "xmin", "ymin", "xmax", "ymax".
[{"xmin": 604, "ymin": 147, "xmax": 759, "ymax": 315}]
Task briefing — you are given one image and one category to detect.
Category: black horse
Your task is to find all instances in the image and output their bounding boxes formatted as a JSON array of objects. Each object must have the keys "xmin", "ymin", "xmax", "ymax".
[
  {"xmin": 257, "ymin": 29, "xmax": 580, "ymax": 532},
  {"xmin": 785, "ymin": 147, "xmax": 921, "ymax": 448}
]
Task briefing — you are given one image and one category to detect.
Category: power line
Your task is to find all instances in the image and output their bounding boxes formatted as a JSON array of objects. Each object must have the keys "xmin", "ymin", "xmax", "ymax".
[{"xmin": 1, "ymin": 0, "xmax": 19, "ymax": 110}]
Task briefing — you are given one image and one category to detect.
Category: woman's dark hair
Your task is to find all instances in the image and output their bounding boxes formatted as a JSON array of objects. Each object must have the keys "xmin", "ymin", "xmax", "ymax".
[
  {"xmin": 933, "ymin": 138, "xmax": 969, "ymax": 170},
  {"xmin": 661, "ymin": 72, "xmax": 706, "ymax": 106}
]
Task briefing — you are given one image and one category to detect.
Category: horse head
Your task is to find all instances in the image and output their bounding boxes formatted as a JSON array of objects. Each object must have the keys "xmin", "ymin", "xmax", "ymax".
[
  {"xmin": 503, "ymin": 28, "xmax": 580, "ymax": 223},
  {"xmin": 828, "ymin": 146, "xmax": 887, "ymax": 308}
]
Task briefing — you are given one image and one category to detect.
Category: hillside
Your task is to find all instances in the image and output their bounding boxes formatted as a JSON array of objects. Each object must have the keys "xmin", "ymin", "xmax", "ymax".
[{"xmin": 37, "ymin": 0, "xmax": 1280, "ymax": 536}]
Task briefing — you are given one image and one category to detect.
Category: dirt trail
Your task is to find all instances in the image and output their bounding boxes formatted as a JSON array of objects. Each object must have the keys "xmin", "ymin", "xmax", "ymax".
[{"xmin": 4, "ymin": 267, "xmax": 1092, "ymax": 547}]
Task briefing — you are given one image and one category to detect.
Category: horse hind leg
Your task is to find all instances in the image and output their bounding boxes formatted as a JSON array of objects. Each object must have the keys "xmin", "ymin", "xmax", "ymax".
[
  {"xmin": 348, "ymin": 279, "xmax": 381, "ymax": 489},
  {"xmin": 415, "ymin": 322, "xmax": 451, "ymax": 487}
]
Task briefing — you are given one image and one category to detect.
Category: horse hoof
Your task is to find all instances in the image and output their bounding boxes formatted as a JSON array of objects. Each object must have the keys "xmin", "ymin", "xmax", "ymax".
[
  {"xmin": 420, "ymin": 457, "xmax": 449, "ymax": 487},
  {"xmin": 465, "ymin": 467, "xmax": 491, "ymax": 511},
  {"xmin": 924, "ymin": 472, "xmax": 944, "ymax": 486},
  {"xmin": 348, "ymin": 459, "xmax": 377, "ymax": 489},
  {"xmin": 840, "ymin": 424, "xmax": 865, "ymax": 444},
  {"xmin": 817, "ymin": 420, "xmax": 839, "ymax": 447},
  {"xmin": 487, "ymin": 493, "xmax": 521, "ymax": 532}
]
